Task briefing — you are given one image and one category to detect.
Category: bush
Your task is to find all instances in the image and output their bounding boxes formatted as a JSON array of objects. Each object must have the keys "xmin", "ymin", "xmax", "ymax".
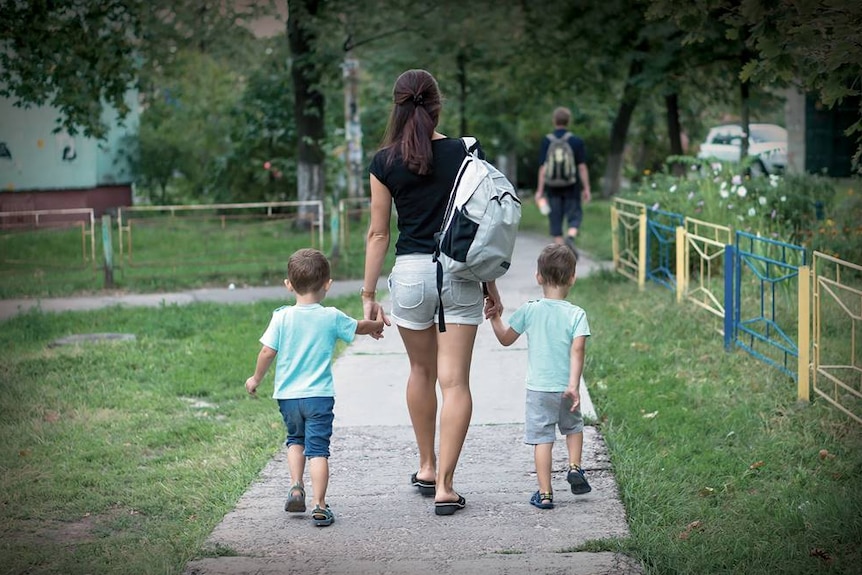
[{"xmin": 623, "ymin": 157, "xmax": 861, "ymax": 264}]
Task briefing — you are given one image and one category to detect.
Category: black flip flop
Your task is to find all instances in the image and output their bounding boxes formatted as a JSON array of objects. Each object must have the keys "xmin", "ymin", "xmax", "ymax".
[
  {"xmin": 434, "ymin": 494, "xmax": 466, "ymax": 516},
  {"xmin": 410, "ymin": 472, "xmax": 436, "ymax": 497}
]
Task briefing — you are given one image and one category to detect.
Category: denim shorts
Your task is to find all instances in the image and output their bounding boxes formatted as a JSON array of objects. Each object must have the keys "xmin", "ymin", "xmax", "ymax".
[
  {"xmin": 524, "ymin": 389, "xmax": 584, "ymax": 444},
  {"xmin": 388, "ymin": 254, "xmax": 484, "ymax": 330},
  {"xmin": 277, "ymin": 397, "xmax": 335, "ymax": 458}
]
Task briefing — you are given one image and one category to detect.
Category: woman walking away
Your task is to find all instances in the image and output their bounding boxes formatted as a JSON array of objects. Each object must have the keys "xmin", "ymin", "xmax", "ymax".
[{"xmin": 361, "ymin": 69, "xmax": 503, "ymax": 516}]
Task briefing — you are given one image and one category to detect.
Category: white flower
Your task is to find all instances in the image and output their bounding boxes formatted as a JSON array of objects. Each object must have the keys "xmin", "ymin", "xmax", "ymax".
[
  {"xmin": 748, "ymin": 207, "xmax": 756, "ymax": 217},
  {"xmin": 758, "ymin": 196, "xmax": 767, "ymax": 205},
  {"xmin": 670, "ymin": 184, "xmax": 677, "ymax": 193},
  {"xmin": 719, "ymin": 188, "xmax": 730, "ymax": 199},
  {"xmin": 651, "ymin": 183, "xmax": 656, "ymax": 189},
  {"xmin": 732, "ymin": 175, "xmax": 742, "ymax": 185},
  {"xmin": 781, "ymin": 195, "xmax": 787, "ymax": 202},
  {"xmin": 737, "ymin": 215, "xmax": 744, "ymax": 221},
  {"xmin": 711, "ymin": 162, "xmax": 722, "ymax": 172},
  {"xmin": 769, "ymin": 174, "xmax": 780, "ymax": 188},
  {"xmin": 651, "ymin": 202, "xmax": 660, "ymax": 211},
  {"xmin": 737, "ymin": 185, "xmax": 747, "ymax": 198},
  {"xmin": 720, "ymin": 181, "xmax": 728, "ymax": 191},
  {"xmin": 687, "ymin": 191, "xmax": 695, "ymax": 200}
]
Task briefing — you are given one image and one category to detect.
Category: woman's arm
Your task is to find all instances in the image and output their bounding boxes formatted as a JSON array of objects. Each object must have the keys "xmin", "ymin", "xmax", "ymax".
[{"xmin": 362, "ymin": 174, "xmax": 393, "ymax": 335}]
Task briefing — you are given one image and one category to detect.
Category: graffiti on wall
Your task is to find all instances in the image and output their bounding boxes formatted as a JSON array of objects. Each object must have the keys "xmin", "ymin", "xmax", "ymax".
[{"xmin": 56, "ymin": 132, "xmax": 77, "ymax": 162}]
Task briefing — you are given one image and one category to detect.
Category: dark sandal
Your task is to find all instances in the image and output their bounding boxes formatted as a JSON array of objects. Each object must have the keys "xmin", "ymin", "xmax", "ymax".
[
  {"xmin": 530, "ymin": 490, "xmax": 554, "ymax": 509},
  {"xmin": 410, "ymin": 472, "xmax": 436, "ymax": 497},
  {"xmin": 285, "ymin": 483, "xmax": 306, "ymax": 513},
  {"xmin": 311, "ymin": 505, "xmax": 334, "ymax": 527},
  {"xmin": 434, "ymin": 494, "xmax": 466, "ymax": 516},
  {"xmin": 567, "ymin": 465, "xmax": 592, "ymax": 495}
]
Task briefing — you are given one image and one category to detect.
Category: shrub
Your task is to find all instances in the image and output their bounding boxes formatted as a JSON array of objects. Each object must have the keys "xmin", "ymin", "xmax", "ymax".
[{"xmin": 624, "ymin": 158, "xmax": 860, "ymax": 264}]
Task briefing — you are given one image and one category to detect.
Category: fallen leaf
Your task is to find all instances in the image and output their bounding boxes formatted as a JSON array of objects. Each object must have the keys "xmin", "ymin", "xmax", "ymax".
[
  {"xmin": 18, "ymin": 450, "xmax": 29, "ymax": 457},
  {"xmin": 678, "ymin": 520, "xmax": 703, "ymax": 540},
  {"xmin": 749, "ymin": 461, "xmax": 764, "ymax": 469},
  {"xmin": 818, "ymin": 449, "xmax": 835, "ymax": 460},
  {"xmin": 642, "ymin": 411, "xmax": 658, "ymax": 419},
  {"xmin": 631, "ymin": 342, "xmax": 650, "ymax": 351},
  {"xmin": 698, "ymin": 487, "xmax": 715, "ymax": 497},
  {"xmin": 809, "ymin": 548, "xmax": 832, "ymax": 563}
]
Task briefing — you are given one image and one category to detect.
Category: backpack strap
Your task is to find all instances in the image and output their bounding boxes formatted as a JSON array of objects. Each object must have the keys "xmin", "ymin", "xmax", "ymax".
[{"xmin": 433, "ymin": 137, "xmax": 481, "ymax": 332}]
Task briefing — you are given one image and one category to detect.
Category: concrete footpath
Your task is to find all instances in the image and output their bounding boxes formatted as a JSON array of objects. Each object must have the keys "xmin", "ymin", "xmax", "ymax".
[{"xmin": 0, "ymin": 233, "xmax": 638, "ymax": 575}]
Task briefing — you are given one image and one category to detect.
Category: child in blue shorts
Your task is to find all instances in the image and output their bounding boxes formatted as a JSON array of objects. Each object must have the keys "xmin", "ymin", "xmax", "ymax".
[
  {"xmin": 245, "ymin": 248, "xmax": 385, "ymax": 526},
  {"xmin": 486, "ymin": 243, "xmax": 591, "ymax": 509}
]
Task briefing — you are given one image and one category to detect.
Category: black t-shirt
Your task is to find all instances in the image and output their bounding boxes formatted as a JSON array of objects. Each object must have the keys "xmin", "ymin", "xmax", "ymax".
[{"xmin": 369, "ymin": 138, "xmax": 474, "ymax": 256}]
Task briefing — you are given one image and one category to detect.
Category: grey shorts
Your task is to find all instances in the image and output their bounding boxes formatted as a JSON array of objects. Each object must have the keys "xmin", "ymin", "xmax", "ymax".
[
  {"xmin": 388, "ymin": 254, "xmax": 484, "ymax": 330},
  {"xmin": 524, "ymin": 389, "xmax": 584, "ymax": 444}
]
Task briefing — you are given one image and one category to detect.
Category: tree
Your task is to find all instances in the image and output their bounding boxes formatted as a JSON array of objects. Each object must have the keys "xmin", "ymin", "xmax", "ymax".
[
  {"xmin": 0, "ymin": 0, "xmax": 267, "ymax": 139},
  {"xmin": 0, "ymin": 0, "xmax": 141, "ymax": 139},
  {"xmin": 647, "ymin": 0, "xmax": 862, "ymax": 170}
]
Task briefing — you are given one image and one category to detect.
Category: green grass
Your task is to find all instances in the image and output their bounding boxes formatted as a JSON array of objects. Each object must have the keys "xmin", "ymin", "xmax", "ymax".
[
  {"xmin": 573, "ymin": 273, "xmax": 862, "ymax": 574},
  {"xmin": 1, "ymin": 273, "xmax": 859, "ymax": 574},
  {"xmin": 1, "ymin": 198, "xmax": 607, "ymax": 299},
  {"xmin": 0, "ymin": 295, "xmax": 362, "ymax": 575}
]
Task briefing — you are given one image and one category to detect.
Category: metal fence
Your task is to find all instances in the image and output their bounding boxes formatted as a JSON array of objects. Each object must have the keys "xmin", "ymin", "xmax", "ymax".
[{"xmin": 611, "ymin": 199, "xmax": 860, "ymax": 424}]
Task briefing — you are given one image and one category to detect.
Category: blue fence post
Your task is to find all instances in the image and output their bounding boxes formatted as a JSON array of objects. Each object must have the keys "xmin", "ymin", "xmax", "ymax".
[{"xmin": 724, "ymin": 243, "xmax": 735, "ymax": 350}]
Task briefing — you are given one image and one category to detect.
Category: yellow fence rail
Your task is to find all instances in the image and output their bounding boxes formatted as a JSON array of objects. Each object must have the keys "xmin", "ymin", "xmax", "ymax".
[
  {"xmin": 676, "ymin": 217, "xmax": 733, "ymax": 318},
  {"xmin": 611, "ymin": 198, "xmax": 646, "ymax": 288},
  {"xmin": 812, "ymin": 251, "xmax": 861, "ymax": 424}
]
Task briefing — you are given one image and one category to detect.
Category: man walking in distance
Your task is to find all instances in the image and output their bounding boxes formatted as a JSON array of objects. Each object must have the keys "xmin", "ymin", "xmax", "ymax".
[{"xmin": 534, "ymin": 107, "xmax": 591, "ymax": 257}]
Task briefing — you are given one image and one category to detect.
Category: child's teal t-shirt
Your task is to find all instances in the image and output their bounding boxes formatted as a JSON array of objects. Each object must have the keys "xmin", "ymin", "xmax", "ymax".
[
  {"xmin": 507, "ymin": 298, "xmax": 590, "ymax": 393},
  {"xmin": 259, "ymin": 303, "xmax": 357, "ymax": 399}
]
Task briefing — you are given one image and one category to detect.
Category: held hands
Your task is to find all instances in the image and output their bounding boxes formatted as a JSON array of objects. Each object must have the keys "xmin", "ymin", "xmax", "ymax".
[
  {"xmin": 483, "ymin": 281, "xmax": 504, "ymax": 319},
  {"xmin": 363, "ymin": 299, "xmax": 390, "ymax": 340}
]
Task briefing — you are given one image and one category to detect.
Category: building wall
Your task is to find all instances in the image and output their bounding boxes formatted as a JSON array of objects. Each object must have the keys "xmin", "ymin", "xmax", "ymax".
[{"xmin": 0, "ymin": 91, "xmax": 139, "ymax": 215}]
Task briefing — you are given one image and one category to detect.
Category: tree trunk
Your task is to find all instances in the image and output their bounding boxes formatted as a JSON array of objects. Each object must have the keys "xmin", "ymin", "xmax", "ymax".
[
  {"xmin": 456, "ymin": 50, "xmax": 467, "ymax": 136},
  {"xmin": 602, "ymin": 54, "xmax": 642, "ymax": 198},
  {"xmin": 665, "ymin": 92, "xmax": 684, "ymax": 176},
  {"xmin": 287, "ymin": 0, "xmax": 325, "ymax": 225},
  {"xmin": 740, "ymin": 77, "xmax": 750, "ymax": 160}
]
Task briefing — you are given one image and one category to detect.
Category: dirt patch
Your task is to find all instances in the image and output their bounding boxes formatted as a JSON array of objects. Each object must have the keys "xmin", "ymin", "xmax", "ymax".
[{"xmin": 8, "ymin": 505, "xmax": 134, "ymax": 547}]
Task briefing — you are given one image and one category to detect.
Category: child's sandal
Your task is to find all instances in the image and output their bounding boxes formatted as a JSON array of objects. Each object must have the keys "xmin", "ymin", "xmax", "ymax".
[
  {"xmin": 285, "ymin": 483, "xmax": 306, "ymax": 513},
  {"xmin": 529, "ymin": 490, "xmax": 554, "ymax": 509},
  {"xmin": 312, "ymin": 505, "xmax": 335, "ymax": 526}
]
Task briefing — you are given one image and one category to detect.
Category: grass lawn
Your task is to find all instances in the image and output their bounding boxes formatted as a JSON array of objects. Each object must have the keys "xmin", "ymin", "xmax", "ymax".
[{"xmin": 1, "ymin": 271, "xmax": 859, "ymax": 574}]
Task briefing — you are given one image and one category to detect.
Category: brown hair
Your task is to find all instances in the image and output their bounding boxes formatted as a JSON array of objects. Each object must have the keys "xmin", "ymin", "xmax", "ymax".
[
  {"xmin": 552, "ymin": 106, "xmax": 571, "ymax": 128},
  {"xmin": 287, "ymin": 248, "xmax": 331, "ymax": 294},
  {"xmin": 537, "ymin": 244, "xmax": 577, "ymax": 287},
  {"xmin": 380, "ymin": 69, "xmax": 443, "ymax": 175}
]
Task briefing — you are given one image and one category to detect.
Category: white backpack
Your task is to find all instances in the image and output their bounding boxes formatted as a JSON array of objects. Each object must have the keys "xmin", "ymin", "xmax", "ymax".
[{"xmin": 433, "ymin": 137, "xmax": 521, "ymax": 330}]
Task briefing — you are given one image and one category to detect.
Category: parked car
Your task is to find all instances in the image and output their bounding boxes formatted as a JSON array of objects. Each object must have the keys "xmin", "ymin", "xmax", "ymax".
[{"xmin": 696, "ymin": 123, "xmax": 788, "ymax": 176}]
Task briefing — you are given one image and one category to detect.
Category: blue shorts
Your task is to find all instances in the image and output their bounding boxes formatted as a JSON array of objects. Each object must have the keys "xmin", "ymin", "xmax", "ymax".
[
  {"xmin": 388, "ymin": 254, "xmax": 484, "ymax": 330},
  {"xmin": 277, "ymin": 397, "xmax": 335, "ymax": 458},
  {"xmin": 524, "ymin": 389, "xmax": 584, "ymax": 445},
  {"xmin": 546, "ymin": 187, "xmax": 583, "ymax": 237}
]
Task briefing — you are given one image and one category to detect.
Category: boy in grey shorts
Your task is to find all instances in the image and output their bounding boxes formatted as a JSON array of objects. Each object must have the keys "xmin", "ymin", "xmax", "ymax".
[{"xmin": 486, "ymin": 243, "xmax": 591, "ymax": 509}]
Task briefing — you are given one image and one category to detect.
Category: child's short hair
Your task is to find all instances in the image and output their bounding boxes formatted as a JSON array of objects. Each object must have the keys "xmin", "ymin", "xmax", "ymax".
[
  {"xmin": 538, "ymin": 244, "xmax": 577, "ymax": 287},
  {"xmin": 552, "ymin": 106, "xmax": 571, "ymax": 127},
  {"xmin": 287, "ymin": 248, "xmax": 331, "ymax": 294}
]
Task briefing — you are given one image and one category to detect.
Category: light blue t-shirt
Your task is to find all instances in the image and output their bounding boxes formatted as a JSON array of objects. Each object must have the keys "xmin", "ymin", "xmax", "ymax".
[
  {"xmin": 259, "ymin": 303, "xmax": 358, "ymax": 399},
  {"xmin": 508, "ymin": 298, "xmax": 590, "ymax": 393}
]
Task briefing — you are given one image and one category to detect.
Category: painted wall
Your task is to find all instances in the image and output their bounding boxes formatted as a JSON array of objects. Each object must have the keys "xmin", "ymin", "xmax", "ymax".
[{"xmin": 0, "ymin": 91, "xmax": 139, "ymax": 192}]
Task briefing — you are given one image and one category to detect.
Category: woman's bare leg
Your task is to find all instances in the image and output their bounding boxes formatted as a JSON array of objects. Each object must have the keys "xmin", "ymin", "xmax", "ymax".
[
  {"xmin": 435, "ymin": 323, "xmax": 478, "ymax": 503},
  {"xmin": 398, "ymin": 325, "xmax": 438, "ymax": 483}
]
